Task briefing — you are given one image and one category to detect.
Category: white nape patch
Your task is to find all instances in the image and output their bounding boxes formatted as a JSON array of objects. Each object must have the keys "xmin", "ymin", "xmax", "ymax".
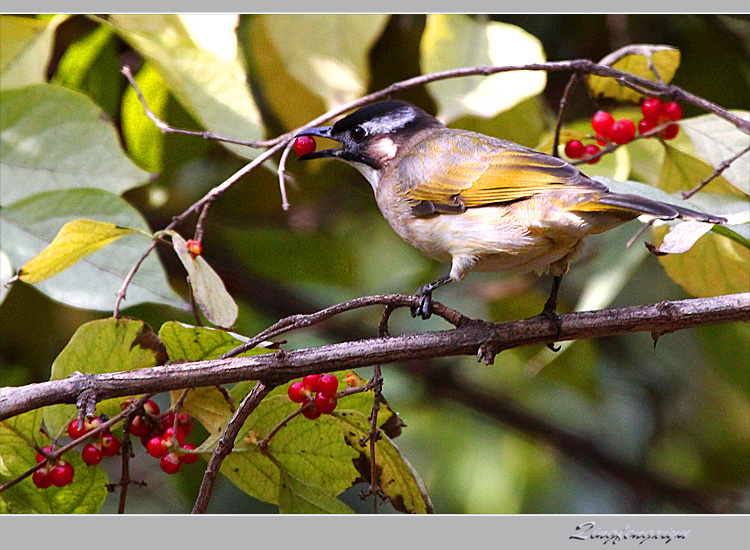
[{"xmin": 362, "ymin": 108, "xmax": 415, "ymax": 134}]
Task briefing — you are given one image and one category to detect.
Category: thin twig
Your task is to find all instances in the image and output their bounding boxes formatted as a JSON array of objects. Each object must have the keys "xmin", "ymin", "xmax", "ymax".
[
  {"xmin": 682, "ymin": 143, "xmax": 750, "ymax": 199},
  {"xmin": 552, "ymin": 73, "xmax": 580, "ymax": 158},
  {"xmin": 193, "ymin": 202, "xmax": 211, "ymax": 243},
  {"xmin": 116, "ymin": 414, "xmax": 135, "ymax": 514},
  {"xmin": 113, "ymin": 241, "xmax": 157, "ymax": 318},
  {"xmin": 191, "ymin": 381, "xmax": 275, "ymax": 513}
]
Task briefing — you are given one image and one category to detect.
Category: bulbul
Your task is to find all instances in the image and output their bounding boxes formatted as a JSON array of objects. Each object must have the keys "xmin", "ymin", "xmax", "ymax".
[{"xmin": 297, "ymin": 100, "xmax": 724, "ymax": 342}]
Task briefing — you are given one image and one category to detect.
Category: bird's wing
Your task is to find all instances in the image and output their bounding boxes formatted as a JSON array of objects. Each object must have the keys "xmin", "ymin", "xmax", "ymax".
[{"xmin": 398, "ymin": 131, "xmax": 607, "ymax": 213}]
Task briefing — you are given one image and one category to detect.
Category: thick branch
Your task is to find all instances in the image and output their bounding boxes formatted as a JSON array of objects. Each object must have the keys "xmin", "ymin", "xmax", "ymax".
[{"xmin": 1, "ymin": 293, "xmax": 747, "ymax": 421}]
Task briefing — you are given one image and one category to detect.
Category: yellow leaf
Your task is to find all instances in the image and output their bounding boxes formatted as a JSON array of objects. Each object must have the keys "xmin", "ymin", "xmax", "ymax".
[
  {"xmin": 18, "ymin": 219, "xmax": 140, "ymax": 284},
  {"xmin": 588, "ymin": 45, "xmax": 680, "ymax": 103}
]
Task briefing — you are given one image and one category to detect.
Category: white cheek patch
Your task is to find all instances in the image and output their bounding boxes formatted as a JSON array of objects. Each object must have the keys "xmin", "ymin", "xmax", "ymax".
[
  {"xmin": 353, "ymin": 164, "xmax": 381, "ymax": 192},
  {"xmin": 373, "ymin": 137, "xmax": 398, "ymax": 160}
]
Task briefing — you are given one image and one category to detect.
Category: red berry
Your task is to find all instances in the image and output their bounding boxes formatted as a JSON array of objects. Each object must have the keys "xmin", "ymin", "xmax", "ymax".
[
  {"xmin": 82, "ymin": 443, "xmax": 103, "ymax": 466},
  {"xmin": 288, "ymin": 381, "xmax": 307, "ymax": 403},
  {"xmin": 67, "ymin": 419, "xmax": 88, "ymax": 440},
  {"xmin": 160, "ymin": 412, "xmax": 174, "ymax": 430},
  {"xmin": 661, "ymin": 124, "xmax": 679, "ymax": 140},
  {"xmin": 186, "ymin": 239, "xmax": 203, "ymax": 256},
  {"xmin": 302, "ymin": 405, "xmax": 322, "ymax": 420},
  {"xmin": 33, "ymin": 468, "xmax": 52, "ymax": 489},
  {"xmin": 36, "ymin": 446, "xmax": 53, "ymax": 464},
  {"xmin": 641, "ymin": 98, "xmax": 663, "ymax": 120},
  {"xmin": 179, "ymin": 443, "xmax": 198, "ymax": 465},
  {"xmin": 293, "ymin": 135, "xmax": 316, "ymax": 156},
  {"xmin": 49, "ymin": 462, "xmax": 74, "ymax": 487},
  {"xmin": 318, "ymin": 375, "xmax": 339, "ymax": 397},
  {"xmin": 147, "ymin": 437, "xmax": 168, "ymax": 458},
  {"xmin": 160, "ymin": 453, "xmax": 182, "ymax": 474},
  {"xmin": 662, "ymin": 101, "xmax": 682, "ymax": 121},
  {"xmin": 584, "ymin": 144, "xmax": 601, "ymax": 165},
  {"xmin": 177, "ymin": 414, "xmax": 192, "ymax": 436},
  {"xmin": 591, "ymin": 111, "xmax": 615, "ymax": 137},
  {"xmin": 638, "ymin": 118, "xmax": 656, "ymax": 134},
  {"xmin": 314, "ymin": 392, "xmax": 338, "ymax": 414},
  {"xmin": 564, "ymin": 139, "xmax": 585, "ymax": 159},
  {"xmin": 608, "ymin": 119, "xmax": 636, "ymax": 145},
  {"xmin": 101, "ymin": 435, "xmax": 121, "ymax": 457},
  {"xmin": 140, "ymin": 435, "xmax": 151, "ymax": 448},
  {"xmin": 302, "ymin": 375, "xmax": 321, "ymax": 392},
  {"xmin": 129, "ymin": 416, "xmax": 151, "ymax": 438},
  {"xmin": 143, "ymin": 400, "xmax": 160, "ymax": 416},
  {"xmin": 163, "ymin": 426, "xmax": 186, "ymax": 445}
]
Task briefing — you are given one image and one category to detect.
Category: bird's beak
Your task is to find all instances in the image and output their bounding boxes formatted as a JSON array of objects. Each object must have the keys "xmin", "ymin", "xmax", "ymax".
[{"xmin": 295, "ymin": 126, "xmax": 340, "ymax": 161}]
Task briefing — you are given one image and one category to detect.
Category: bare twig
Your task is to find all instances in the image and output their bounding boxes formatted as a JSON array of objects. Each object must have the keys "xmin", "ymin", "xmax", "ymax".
[
  {"xmin": 191, "ymin": 381, "xmax": 275, "ymax": 514},
  {"xmin": 682, "ymin": 143, "xmax": 750, "ymax": 199},
  {"xmin": 552, "ymin": 73, "xmax": 580, "ymax": 158}
]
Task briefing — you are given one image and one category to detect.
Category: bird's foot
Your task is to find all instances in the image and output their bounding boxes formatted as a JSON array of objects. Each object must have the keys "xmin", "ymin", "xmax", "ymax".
[
  {"xmin": 411, "ymin": 286, "xmax": 434, "ymax": 320},
  {"xmin": 540, "ymin": 302, "xmax": 562, "ymax": 352}
]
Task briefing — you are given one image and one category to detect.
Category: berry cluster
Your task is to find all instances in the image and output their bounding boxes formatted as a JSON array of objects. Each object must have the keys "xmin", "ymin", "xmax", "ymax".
[
  {"xmin": 287, "ymin": 374, "xmax": 339, "ymax": 419},
  {"xmin": 638, "ymin": 98, "xmax": 682, "ymax": 139},
  {"xmin": 69, "ymin": 415, "xmax": 122, "ymax": 467},
  {"xmin": 293, "ymin": 136, "xmax": 317, "ymax": 156},
  {"xmin": 564, "ymin": 100, "xmax": 682, "ymax": 164},
  {"xmin": 129, "ymin": 400, "xmax": 197, "ymax": 475},
  {"xmin": 33, "ymin": 447, "xmax": 74, "ymax": 489}
]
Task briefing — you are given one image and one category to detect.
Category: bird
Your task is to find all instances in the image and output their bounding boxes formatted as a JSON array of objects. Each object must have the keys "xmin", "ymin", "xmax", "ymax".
[{"xmin": 296, "ymin": 99, "xmax": 725, "ymax": 345}]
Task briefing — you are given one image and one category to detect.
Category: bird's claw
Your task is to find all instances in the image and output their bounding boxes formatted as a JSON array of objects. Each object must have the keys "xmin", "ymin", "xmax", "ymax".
[
  {"xmin": 411, "ymin": 289, "xmax": 433, "ymax": 320},
  {"xmin": 541, "ymin": 302, "xmax": 562, "ymax": 352}
]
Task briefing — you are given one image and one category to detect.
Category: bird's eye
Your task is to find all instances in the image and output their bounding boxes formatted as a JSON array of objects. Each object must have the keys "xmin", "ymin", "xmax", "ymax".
[{"xmin": 351, "ymin": 125, "xmax": 367, "ymax": 142}]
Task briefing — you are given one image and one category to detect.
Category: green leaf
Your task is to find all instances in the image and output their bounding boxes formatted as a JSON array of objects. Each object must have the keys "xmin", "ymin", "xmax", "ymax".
[
  {"xmin": 652, "ymin": 148, "xmax": 750, "ymax": 296},
  {"xmin": 421, "ymin": 15, "xmax": 546, "ymax": 122},
  {"xmin": 51, "ymin": 25, "xmax": 123, "ymax": 119},
  {"xmin": 261, "ymin": 14, "xmax": 389, "ymax": 109},
  {"xmin": 159, "ymin": 321, "xmax": 273, "ymax": 435},
  {"xmin": 0, "ymin": 188, "xmax": 185, "ymax": 310},
  {"xmin": 121, "ymin": 62, "xmax": 210, "ymax": 173},
  {"xmin": 172, "ymin": 233, "xmax": 239, "ymax": 328},
  {"xmin": 336, "ymin": 409, "xmax": 432, "ymax": 514},
  {"xmin": 0, "ymin": 84, "xmax": 151, "ymax": 206},
  {"xmin": 240, "ymin": 16, "xmax": 327, "ymax": 131},
  {"xmin": 278, "ymin": 466, "xmax": 355, "ymax": 514},
  {"xmin": 108, "ymin": 14, "xmax": 264, "ymax": 160},
  {"xmin": 205, "ymin": 394, "xmax": 359, "ymax": 506},
  {"xmin": 16, "ymin": 219, "xmax": 142, "ymax": 284},
  {"xmin": 0, "ymin": 15, "xmax": 67, "ymax": 90},
  {"xmin": 0, "ymin": 409, "xmax": 108, "ymax": 514},
  {"xmin": 679, "ymin": 111, "xmax": 750, "ymax": 194},
  {"xmin": 587, "ymin": 45, "xmax": 680, "ymax": 103},
  {"xmin": 43, "ymin": 318, "xmax": 167, "ymax": 437}
]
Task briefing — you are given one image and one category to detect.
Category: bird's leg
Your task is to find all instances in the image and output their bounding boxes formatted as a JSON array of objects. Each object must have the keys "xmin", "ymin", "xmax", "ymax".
[
  {"xmin": 411, "ymin": 275, "xmax": 452, "ymax": 320},
  {"xmin": 541, "ymin": 274, "xmax": 564, "ymax": 351}
]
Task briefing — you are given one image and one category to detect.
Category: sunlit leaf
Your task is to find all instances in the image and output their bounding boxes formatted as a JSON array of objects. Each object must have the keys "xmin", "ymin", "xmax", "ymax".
[
  {"xmin": 421, "ymin": 15, "xmax": 546, "ymax": 122},
  {"xmin": 278, "ymin": 466, "xmax": 355, "ymax": 514},
  {"xmin": 588, "ymin": 45, "xmax": 680, "ymax": 103},
  {"xmin": 51, "ymin": 25, "xmax": 122, "ymax": 119},
  {"xmin": 0, "ymin": 84, "xmax": 151, "ymax": 206},
  {"xmin": 0, "ymin": 251, "xmax": 12, "ymax": 306},
  {"xmin": 16, "ymin": 219, "xmax": 142, "ymax": 284},
  {"xmin": 0, "ymin": 188, "xmax": 185, "ymax": 310},
  {"xmin": 652, "ymin": 147, "xmax": 750, "ymax": 296},
  {"xmin": 172, "ymin": 233, "xmax": 239, "ymax": 328},
  {"xmin": 337, "ymin": 409, "xmax": 432, "ymax": 514},
  {"xmin": 679, "ymin": 111, "xmax": 750, "ymax": 194},
  {"xmin": 0, "ymin": 15, "xmax": 67, "ymax": 90},
  {"xmin": 108, "ymin": 14, "xmax": 264, "ymax": 160},
  {"xmin": 260, "ymin": 14, "xmax": 389, "ymax": 109},
  {"xmin": 43, "ymin": 318, "xmax": 167, "ymax": 438}
]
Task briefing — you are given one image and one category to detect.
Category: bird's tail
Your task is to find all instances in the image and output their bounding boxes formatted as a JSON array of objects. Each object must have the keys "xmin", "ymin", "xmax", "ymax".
[{"xmin": 585, "ymin": 193, "xmax": 726, "ymax": 224}]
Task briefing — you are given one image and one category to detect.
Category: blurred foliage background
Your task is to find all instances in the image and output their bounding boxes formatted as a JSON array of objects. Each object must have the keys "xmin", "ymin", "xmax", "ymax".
[{"xmin": 1, "ymin": 14, "xmax": 748, "ymax": 514}]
